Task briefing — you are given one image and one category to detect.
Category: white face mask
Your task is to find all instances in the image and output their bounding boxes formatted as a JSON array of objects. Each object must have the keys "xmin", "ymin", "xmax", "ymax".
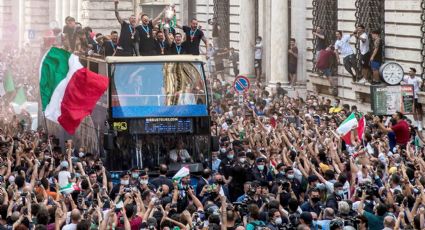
[
  {"xmin": 140, "ymin": 179, "xmax": 149, "ymax": 185},
  {"xmin": 78, "ymin": 152, "xmax": 85, "ymax": 158},
  {"xmin": 275, "ymin": 217, "xmax": 282, "ymax": 225},
  {"xmin": 120, "ymin": 179, "xmax": 129, "ymax": 185},
  {"xmin": 239, "ymin": 158, "xmax": 246, "ymax": 163}
]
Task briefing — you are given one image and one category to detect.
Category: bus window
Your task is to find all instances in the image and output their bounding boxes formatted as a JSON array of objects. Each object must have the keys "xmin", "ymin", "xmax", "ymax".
[{"xmin": 111, "ymin": 62, "xmax": 208, "ymax": 118}]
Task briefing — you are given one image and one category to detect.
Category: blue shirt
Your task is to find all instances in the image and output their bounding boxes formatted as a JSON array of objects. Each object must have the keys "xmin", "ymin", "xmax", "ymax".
[{"xmin": 212, "ymin": 159, "xmax": 221, "ymax": 173}]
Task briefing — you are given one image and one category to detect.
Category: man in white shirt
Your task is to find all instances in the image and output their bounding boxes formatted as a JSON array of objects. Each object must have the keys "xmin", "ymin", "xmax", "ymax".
[
  {"xmin": 356, "ymin": 25, "xmax": 371, "ymax": 84},
  {"xmin": 334, "ymin": 30, "xmax": 358, "ymax": 80},
  {"xmin": 177, "ymin": 86, "xmax": 196, "ymax": 105},
  {"xmin": 255, "ymin": 36, "xmax": 263, "ymax": 80},
  {"xmin": 169, "ymin": 141, "xmax": 192, "ymax": 163},
  {"xmin": 402, "ymin": 67, "xmax": 423, "ymax": 130}
]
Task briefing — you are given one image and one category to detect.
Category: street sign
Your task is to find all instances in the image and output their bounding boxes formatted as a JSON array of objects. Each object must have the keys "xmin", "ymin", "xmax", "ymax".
[
  {"xmin": 233, "ymin": 75, "xmax": 250, "ymax": 94},
  {"xmin": 28, "ymin": 29, "xmax": 35, "ymax": 40},
  {"xmin": 238, "ymin": 95, "xmax": 244, "ymax": 106}
]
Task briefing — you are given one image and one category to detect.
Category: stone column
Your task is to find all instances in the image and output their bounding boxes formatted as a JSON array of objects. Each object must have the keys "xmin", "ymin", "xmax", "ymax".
[
  {"xmin": 238, "ymin": 0, "xmax": 255, "ymax": 76},
  {"xmin": 292, "ymin": 0, "xmax": 306, "ymax": 84},
  {"xmin": 263, "ymin": 0, "xmax": 272, "ymax": 82},
  {"xmin": 270, "ymin": 0, "xmax": 288, "ymax": 84}
]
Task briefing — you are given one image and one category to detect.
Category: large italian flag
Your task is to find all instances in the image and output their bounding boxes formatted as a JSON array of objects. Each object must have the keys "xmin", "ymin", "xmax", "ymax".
[
  {"xmin": 39, "ymin": 47, "xmax": 109, "ymax": 134},
  {"xmin": 336, "ymin": 113, "xmax": 358, "ymax": 145}
]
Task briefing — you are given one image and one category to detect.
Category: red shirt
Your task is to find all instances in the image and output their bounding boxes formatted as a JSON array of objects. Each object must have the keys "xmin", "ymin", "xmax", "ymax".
[
  {"xmin": 391, "ymin": 120, "xmax": 410, "ymax": 145},
  {"xmin": 316, "ymin": 50, "xmax": 334, "ymax": 70}
]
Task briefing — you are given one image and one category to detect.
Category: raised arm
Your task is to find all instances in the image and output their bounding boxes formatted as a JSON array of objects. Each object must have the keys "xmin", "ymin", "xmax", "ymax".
[{"xmin": 114, "ymin": 0, "xmax": 124, "ymax": 25}]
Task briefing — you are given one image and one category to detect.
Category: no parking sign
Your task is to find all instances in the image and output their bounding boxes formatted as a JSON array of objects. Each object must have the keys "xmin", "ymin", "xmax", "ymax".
[{"xmin": 233, "ymin": 75, "xmax": 250, "ymax": 94}]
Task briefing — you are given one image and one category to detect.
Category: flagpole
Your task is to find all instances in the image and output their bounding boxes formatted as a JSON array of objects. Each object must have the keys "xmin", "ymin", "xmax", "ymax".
[{"xmin": 42, "ymin": 111, "xmax": 54, "ymax": 156}]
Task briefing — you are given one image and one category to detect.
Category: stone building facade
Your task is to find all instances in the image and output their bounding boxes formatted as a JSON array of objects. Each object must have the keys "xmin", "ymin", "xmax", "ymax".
[{"xmin": 2, "ymin": 0, "xmax": 425, "ymax": 113}]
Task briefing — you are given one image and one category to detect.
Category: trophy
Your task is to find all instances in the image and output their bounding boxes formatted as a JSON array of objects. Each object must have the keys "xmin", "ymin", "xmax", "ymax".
[{"xmin": 163, "ymin": 4, "xmax": 175, "ymax": 31}]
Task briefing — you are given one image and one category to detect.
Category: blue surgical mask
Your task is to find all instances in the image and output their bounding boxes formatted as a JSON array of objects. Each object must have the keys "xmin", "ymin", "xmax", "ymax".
[
  {"xmin": 227, "ymin": 154, "xmax": 234, "ymax": 159},
  {"xmin": 279, "ymin": 170, "xmax": 285, "ymax": 175},
  {"xmin": 257, "ymin": 165, "xmax": 265, "ymax": 171},
  {"xmin": 336, "ymin": 190, "xmax": 344, "ymax": 197},
  {"xmin": 131, "ymin": 173, "xmax": 139, "ymax": 179},
  {"xmin": 287, "ymin": 174, "xmax": 294, "ymax": 179}
]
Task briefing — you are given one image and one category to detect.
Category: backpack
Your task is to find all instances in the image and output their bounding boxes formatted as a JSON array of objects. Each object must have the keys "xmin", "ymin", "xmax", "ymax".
[{"xmin": 248, "ymin": 220, "xmax": 267, "ymax": 230}]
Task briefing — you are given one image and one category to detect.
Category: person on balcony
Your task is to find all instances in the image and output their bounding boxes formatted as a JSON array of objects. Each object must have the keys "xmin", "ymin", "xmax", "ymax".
[
  {"xmin": 402, "ymin": 67, "xmax": 423, "ymax": 130},
  {"xmin": 355, "ymin": 25, "xmax": 371, "ymax": 84},
  {"xmin": 334, "ymin": 30, "xmax": 358, "ymax": 81},
  {"xmin": 370, "ymin": 30, "xmax": 383, "ymax": 85}
]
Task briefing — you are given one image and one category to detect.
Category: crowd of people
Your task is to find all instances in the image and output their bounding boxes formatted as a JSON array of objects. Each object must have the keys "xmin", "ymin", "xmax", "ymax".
[
  {"xmin": 0, "ymin": 74, "xmax": 424, "ymax": 230},
  {"xmin": 1, "ymin": 2, "xmax": 425, "ymax": 230}
]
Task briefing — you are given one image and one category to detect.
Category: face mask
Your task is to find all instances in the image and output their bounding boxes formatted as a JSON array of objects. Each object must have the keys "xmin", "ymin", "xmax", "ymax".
[
  {"xmin": 131, "ymin": 173, "xmax": 139, "ymax": 179},
  {"xmin": 287, "ymin": 174, "xmax": 294, "ymax": 179},
  {"xmin": 220, "ymin": 148, "xmax": 227, "ymax": 153},
  {"xmin": 78, "ymin": 152, "xmax": 85, "ymax": 158},
  {"xmin": 279, "ymin": 170, "xmax": 285, "ymax": 175},
  {"xmin": 336, "ymin": 190, "xmax": 344, "ymax": 197},
  {"xmin": 275, "ymin": 217, "xmax": 283, "ymax": 225},
  {"xmin": 140, "ymin": 179, "xmax": 148, "ymax": 185},
  {"xmin": 273, "ymin": 115, "xmax": 278, "ymax": 119},
  {"xmin": 239, "ymin": 158, "xmax": 246, "ymax": 163},
  {"xmin": 311, "ymin": 197, "xmax": 320, "ymax": 203},
  {"xmin": 227, "ymin": 154, "xmax": 234, "ymax": 159},
  {"xmin": 257, "ymin": 165, "xmax": 265, "ymax": 171},
  {"xmin": 120, "ymin": 179, "xmax": 129, "ymax": 185},
  {"xmin": 216, "ymin": 180, "xmax": 225, "ymax": 185},
  {"xmin": 313, "ymin": 103, "xmax": 318, "ymax": 106},
  {"xmin": 256, "ymin": 39, "xmax": 261, "ymax": 43}
]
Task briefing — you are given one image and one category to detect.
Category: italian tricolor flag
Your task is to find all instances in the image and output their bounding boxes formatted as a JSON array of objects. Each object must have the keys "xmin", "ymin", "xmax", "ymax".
[
  {"xmin": 39, "ymin": 47, "xmax": 109, "ymax": 134},
  {"xmin": 336, "ymin": 113, "xmax": 358, "ymax": 145}
]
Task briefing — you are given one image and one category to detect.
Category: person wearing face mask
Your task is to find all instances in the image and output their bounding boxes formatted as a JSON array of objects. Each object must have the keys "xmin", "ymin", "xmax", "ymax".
[
  {"xmin": 109, "ymin": 171, "xmax": 130, "ymax": 200},
  {"xmin": 138, "ymin": 170, "xmax": 153, "ymax": 193},
  {"xmin": 285, "ymin": 167, "xmax": 303, "ymax": 199},
  {"xmin": 267, "ymin": 209, "xmax": 286, "ymax": 230},
  {"xmin": 248, "ymin": 158, "xmax": 269, "ymax": 186},
  {"xmin": 227, "ymin": 152, "xmax": 249, "ymax": 202},
  {"xmin": 300, "ymin": 188, "xmax": 323, "ymax": 216},
  {"xmin": 325, "ymin": 182, "xmax": 344, "ymax": 212},
  {"xmin": 218, "ymin": 148, "xmax": 235, "ymax": 183},
  {"xmin": 130, "ymin": 168, "xmax": 140, "ymax": 186},
  {"xmin": 275, "ymin": 163, "xmax": 286, "ymax": 180}
]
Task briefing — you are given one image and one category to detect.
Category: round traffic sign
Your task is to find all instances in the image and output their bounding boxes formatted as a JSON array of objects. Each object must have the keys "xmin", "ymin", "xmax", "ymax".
[{"xmin": 233, "ymin": 75, "xmax": 250, "ymax": 94}]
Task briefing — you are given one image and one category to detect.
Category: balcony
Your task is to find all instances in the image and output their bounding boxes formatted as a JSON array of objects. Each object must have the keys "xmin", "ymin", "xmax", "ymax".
[{"xmin": 307, "ymin": 73, "xmax": 373, "ymax": 112}]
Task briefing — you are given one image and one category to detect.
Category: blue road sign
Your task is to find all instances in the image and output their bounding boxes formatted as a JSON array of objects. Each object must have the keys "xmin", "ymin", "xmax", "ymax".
[{"xmin": 233, "ymin": 75, "xmax": 250, "ymax": 94}]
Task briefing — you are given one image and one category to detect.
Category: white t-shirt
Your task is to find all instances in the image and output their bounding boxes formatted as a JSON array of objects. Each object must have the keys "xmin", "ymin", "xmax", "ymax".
[
  {"xmin": 335, "ymin": 34, "xmax": 354, "ymax": 58},
  {"xmin": 62, "ymin": 223, "xmax": 77, "ymax": 230},
  {"xmin": 169, "ymin": 149, "xmax": 191, "ymax": 163},
  {"xmin": 359, "ymin": 32, "xmax": 370, "ymax": 55},
  {"xmin": 403, "ymin": 76, "xmax": 423, "ymax": 98},
  {"xmin": 255, "ymin": 42, "xmax": 263, "ymax": 60},
  {"xmin": 58, "ymin": 170, "xmax": 71, "ymax": 188}
]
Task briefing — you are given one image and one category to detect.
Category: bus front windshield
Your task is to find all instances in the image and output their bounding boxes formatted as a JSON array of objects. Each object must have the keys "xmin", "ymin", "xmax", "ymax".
[{"xmin": 111, "ymin": 62, "xmax": 208, "ymax": 118}]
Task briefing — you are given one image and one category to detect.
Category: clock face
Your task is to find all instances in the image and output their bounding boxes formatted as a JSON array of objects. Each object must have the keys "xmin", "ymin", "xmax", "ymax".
[{"xmin": 380, "ymin": 62, "xmax": 404, "ymax": 85}]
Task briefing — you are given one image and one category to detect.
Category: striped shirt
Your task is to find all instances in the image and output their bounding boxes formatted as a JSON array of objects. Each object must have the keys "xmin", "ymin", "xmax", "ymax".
[{"xmin": 335, "ymin": 34, "xmax": 354, "ymax": 58}]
